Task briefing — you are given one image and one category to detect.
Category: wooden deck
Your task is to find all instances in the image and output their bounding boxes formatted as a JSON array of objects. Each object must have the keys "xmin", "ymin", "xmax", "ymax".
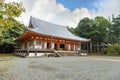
[
  {"xmin": 15, "ymin": 49, "xmax": 60, "ymax": 57},
  {"xmin": 15, "ymin": 49, "xmax": 88, "ymax": 57}
]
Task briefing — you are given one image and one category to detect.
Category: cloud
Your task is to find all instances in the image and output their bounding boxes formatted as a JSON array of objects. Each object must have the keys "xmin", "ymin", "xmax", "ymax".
[
  {"xmin": 6, "ymin": 0, "xmax": 90, "ymax": 27},
  {"xmin": 91, "ymin": 0, "xmax": 120, "ymax": 19},
  {"xmin": 29, "ymin": 0, "xmax": 90, "ymax": 27},
  {"xmin": 6, "ymin": 0, "xmax": 120, "ymax": 27}
]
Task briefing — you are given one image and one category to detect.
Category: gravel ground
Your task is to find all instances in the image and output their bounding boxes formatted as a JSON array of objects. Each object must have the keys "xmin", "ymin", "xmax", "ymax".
[{"xmin": 0, "ymin": 56, "xmax": 120, "ymax": 80}]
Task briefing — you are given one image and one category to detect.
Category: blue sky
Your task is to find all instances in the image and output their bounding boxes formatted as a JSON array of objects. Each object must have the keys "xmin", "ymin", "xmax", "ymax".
[{"xmin": 56, "ymin": 0, "xmax": 99, "ymax": 11}]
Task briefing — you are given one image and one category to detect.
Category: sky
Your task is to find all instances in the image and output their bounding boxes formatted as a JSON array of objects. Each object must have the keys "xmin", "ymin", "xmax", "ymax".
[
  {"xmin": 6, "ymin": 0, "xmax": 120, "ymax": 27},
  {"xmin": 56, "ymin": 0, "xmax": 99, "ymax": 11}
]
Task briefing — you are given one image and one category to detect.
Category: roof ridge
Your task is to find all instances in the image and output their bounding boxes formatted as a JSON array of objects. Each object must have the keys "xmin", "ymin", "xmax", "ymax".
[{"xmin": 30, "ymin": 16, "xmax": 68, "ymax": 28}]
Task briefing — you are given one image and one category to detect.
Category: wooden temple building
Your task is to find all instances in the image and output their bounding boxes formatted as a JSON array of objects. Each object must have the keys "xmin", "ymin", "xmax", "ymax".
[{"xmin": 15, "ymin": 17, "xmax": 90, "ymax": 57}]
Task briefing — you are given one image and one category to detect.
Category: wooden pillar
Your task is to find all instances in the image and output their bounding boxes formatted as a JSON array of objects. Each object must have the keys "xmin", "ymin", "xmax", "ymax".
[
  {"xmin": 57, "ymin": 43, "xmax": 60, "ymax": 50},
  {"xmin": 71, "ymin": 43, "xmax": 74, "ymax": 51},
  {"xmin": 27, "ymin": 41, "xmax": 29, "ymax": 49},
  {"xmin": 72, "ymin": 44, "xmax": 75, "ymax": 51},
  {"xmin": 79, "ymin": 42, "xmax": 81, "ymax": 50},
  {"xmin": 75, "ymin": 43, "xmax": 78, "ymax": 51},
  {"xmin": 50, "ymin": 36, "xmax": 52, "ymax": 50},
  {"xmin": 42, "ymin": 41, "xmax": 45, "ymax": 50},
  {"xmin": 33, "ymin": 39, "xmax": 36, "ymax": 49},
  {"xmin": 73, "ymin": 44, "xmax": 75, "ymax": 51},
  {"xmin": 65, "ymin": 43, "xmax": 68, "ymax": 50},
  {"xmin": 70, "ymin": 44, "xmax": 72, "ymax": 51}
]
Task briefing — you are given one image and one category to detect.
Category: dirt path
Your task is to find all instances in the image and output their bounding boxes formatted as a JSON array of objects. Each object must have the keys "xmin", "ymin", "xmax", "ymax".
[{"xmin": 0, "ymin": 56, "xmax": 120, "ymax": 80}]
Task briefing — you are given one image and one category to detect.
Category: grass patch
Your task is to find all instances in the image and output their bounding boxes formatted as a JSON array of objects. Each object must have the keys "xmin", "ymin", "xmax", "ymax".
[
  {"xmin": 89, "ymin": 52, "xmax": 120, "ymax": 56},
  {"xmin": 0, "ymin": 53, "xmax": 20, "ymax": 61},
  {"xmin": 0, "ymin": 53, "xmax": 14, "ymax": 55},
  {"xmin": 0, "ymin": 68, "xmax": 8, "ymax": 73},
  {"xmin": 0, "ymin": 60, "xmax": 11, "ymax": 65}
]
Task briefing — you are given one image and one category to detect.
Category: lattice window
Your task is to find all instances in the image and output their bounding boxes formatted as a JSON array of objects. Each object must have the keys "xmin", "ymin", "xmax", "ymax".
[
  {"xmin": 29, "ymin": 41, "xmax": 33, "ymax": 46},
  {"xmin": 36, "ymin": 41, "xmax": 42, "ymax": 45}
]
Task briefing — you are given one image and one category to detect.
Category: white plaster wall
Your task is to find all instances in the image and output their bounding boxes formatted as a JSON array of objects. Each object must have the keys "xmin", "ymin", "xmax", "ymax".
[
  {"xmin": 68, "ymin": 44, "xmax": 71, "ymax": 50},
  {"xmin": 29, "ymin": 53, "xmax": 35, "ymax": 57},
  {"xmin": 44, "ymin": 42, "xmax": 47, "ymax": 49},
  {"xmin": 46, "ymin": 53, "xmax": 52, "ymax": 54},
  {"xmin": 35, "ymin": 46, "xmax": 42, "ymax": 49},
  {"xmin": 36, "ymin": 53, "xmax": 45, "ymax": 56},
  {"xmin": 74, "ymin": 45, "xmax": 75, "ymax": 51},
  {"xmin": 28, "ymin": 46, "xmax": 33, "ymax": 49},
  {"xmin": 52, "ymin": 43, "xmax": 54, "ymax": 49}
]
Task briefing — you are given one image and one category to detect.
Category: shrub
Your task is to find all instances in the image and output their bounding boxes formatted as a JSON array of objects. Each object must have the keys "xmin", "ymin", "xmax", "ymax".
[
  {"xmin": 107, "ymin": 44, "xmax": 120, "ymax": 55},
  {"xmin": 103, "ymin": 49, "xmax": 107, "ymax": 54}
]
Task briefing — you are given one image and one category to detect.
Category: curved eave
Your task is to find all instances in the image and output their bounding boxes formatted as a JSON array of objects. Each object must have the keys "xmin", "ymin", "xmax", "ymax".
[
  {"xmin": 15, "ymin": 29, "xmax": 91, "ymax": 42},
  {"xmin": 15, "ymin": 30, "xmax": 30, "ymax": 42},
  {"xmin": 27, "ymin": 29, "xmax": 91, "ymax": 42}
]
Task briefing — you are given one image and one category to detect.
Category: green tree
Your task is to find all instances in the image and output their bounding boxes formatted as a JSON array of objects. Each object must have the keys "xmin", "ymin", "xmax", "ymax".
[
  {"xmin": 93, "ymin": 16, "xmax": 111, "ymax": 44},
  {"xmin": 0, "ymin": 0, "xmax": 25, "ymax": 52},
  {"xmin": 0, "ymin": 0, "xmax": 25, "ymax": 37},
  {"xmin": 109, "ymin": 14, "xmax": 120, "ymax": 44},
  {"xmin": 74, "ymin": 16, "xmax": 111, "ymax": 52},
  {"xmin": 1, "ymin": 20, "xmax": 25, "ymax": 44},
  {"xmin": 74, "ymin": 17, "xmax": 94, "ymax": 51},
  {"xmin": 68, "ymin": 27, "xmax": 76, "ymax": 35},
  {"xmin": 75, "ymin": 17, "xmax": 93, "ymax": 38},
  {"xmin": 0, "ymin": 19, "xmax": 25, "ymax": 53}
]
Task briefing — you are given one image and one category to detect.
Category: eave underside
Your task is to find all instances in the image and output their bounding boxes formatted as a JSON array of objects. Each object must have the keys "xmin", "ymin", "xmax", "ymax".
[{"xmin": 16, "ymin": 30, "xmax": 90, "ymax": 43}]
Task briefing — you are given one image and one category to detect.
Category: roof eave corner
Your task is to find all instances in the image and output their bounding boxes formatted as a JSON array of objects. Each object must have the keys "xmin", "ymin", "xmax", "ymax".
[
  {"xmin": 86, "ymin": 38, "xmax": 91, "ymax": 42},
  {"xmin": 81, "ymin": 38, "xmax": 91, "ymax": 42}
]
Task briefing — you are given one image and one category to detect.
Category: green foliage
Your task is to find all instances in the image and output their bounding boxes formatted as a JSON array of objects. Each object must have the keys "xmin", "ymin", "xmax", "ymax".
[
  {"xmin": 69, "ymin": 14, "xmax": 120, "ymax": 53},
  {"xmin": 107, "ymin": 44, "xmax": 120, "ymax": 55},
  {"xmin": 75, "ymin": 17, "xmax": 93, "ymax": 38},
  {"xmin": 108, "ymin": 15, "xmax": 120, "ymax": 44},
  {"xmin": 94, "ymin": 16, "xmax": 111, "ymax": 43},
  {"xmin": 69, "ymin": 16, "xmax": 112, "ymax": 52},
  {"xmin": 1, "ymin": 21, "xmax": 25, "ymax": 44},
  {"xmin": 0, "ymin": 0, "xmax": 25, "ymax": 45},
  {"xmin": 68, "ymin": 27, "xmax": 76, "ymax": 35},
  {"xmin": 74, "ymin": 16, "xmax": 111, "ymax": 45},
  {"xmin": 0, "ymin": 0, "xmax": 25, "ymax": 37}
]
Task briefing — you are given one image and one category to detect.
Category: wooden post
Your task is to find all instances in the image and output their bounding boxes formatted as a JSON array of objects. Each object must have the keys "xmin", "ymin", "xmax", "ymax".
[
  {"xmin": 27, "ymin": 41, "xmax": 29, "ymax": 49},
  {"xmin": 75, "ymin": 43, "xmax": 78, "ymax": 51},
  {"xmin": 65, "ymin": 43, "xmax": 68, "ymax": 50},
  {"xmin": 33, "ymin": 39, "xmax": 36, "ymax": 49},
  {"xmin": 50, "ymin": 36, "xmax": 52, "ymax": 50},
  {"xmin": 42, "ymin": 41, "xmax": 45, "ymax": 50},
  {"xmin": 73, "ymin": 44, "xmax": 75, "ymax": 51},
  {"xmin": 71, "ymin": 44, "xmax": 73, "ymax": 51},
  {"xmin": 57, "ymin": 43, "xmax": 59, "ymax": 50}
]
